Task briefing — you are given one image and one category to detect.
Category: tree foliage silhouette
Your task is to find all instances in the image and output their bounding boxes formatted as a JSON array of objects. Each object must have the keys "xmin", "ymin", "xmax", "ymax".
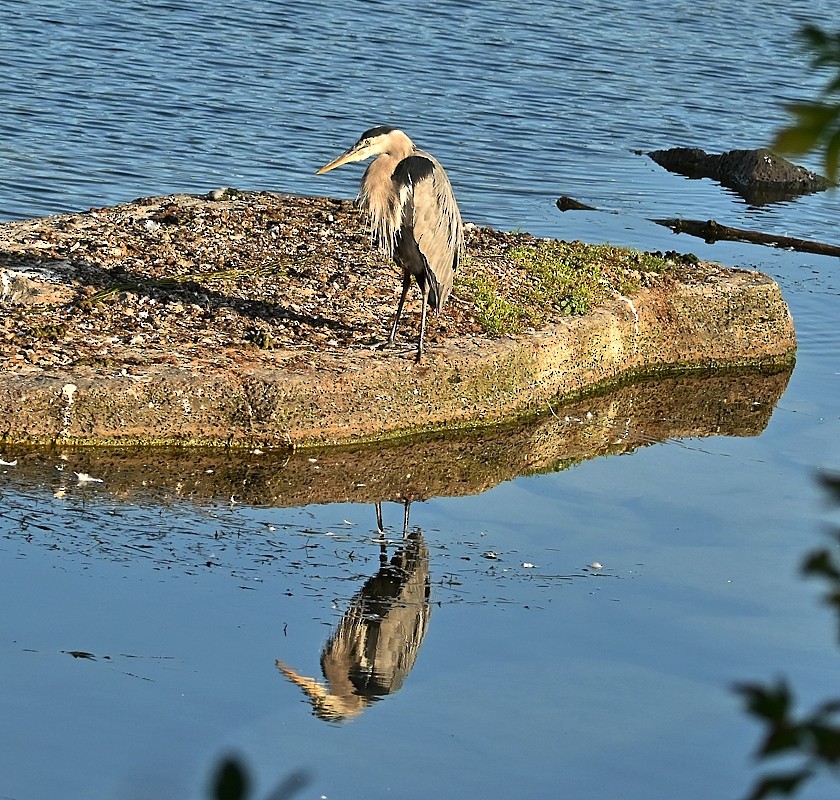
[
  {"xmin": 736, "ymin": 475, "xmax": 840, "ymax": 799},
  {"xmin": 773, "ymin": 26, "xmax": 840, "ymax": 182}
]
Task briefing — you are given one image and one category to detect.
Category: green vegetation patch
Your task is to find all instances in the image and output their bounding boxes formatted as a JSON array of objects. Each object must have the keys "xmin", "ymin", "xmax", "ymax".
[
  {"xmin": 457, "ymin": 235, "xmax": 682, "ymax": 337},
  {"xmin": 457, "ymin": 271, "xmax": 534, "ymax": 336}
]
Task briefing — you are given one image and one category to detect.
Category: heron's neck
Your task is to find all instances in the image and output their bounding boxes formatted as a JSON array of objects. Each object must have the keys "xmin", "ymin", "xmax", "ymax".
[
  {"xmin": 384, "ymin": 130, "xmax": 415, "ymax": 162},
  {"xmin": 358, "ymin": 132, "xmax": 416, "ymax": 255},
  {"xmin": 359, "ymin": 155, "xmax": 402, "ymax": 256}
]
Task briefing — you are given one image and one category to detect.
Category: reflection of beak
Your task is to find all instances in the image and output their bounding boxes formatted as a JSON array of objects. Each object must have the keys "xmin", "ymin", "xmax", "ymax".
[
  {"xmin": 315, "ymin": 143, "xmax": 371, "ymax": 174},
  {"xmin": 276, "ymin": 660, "xmax": 329, "ymax": 702},
  {"xmin": 276, "ymin": 659, "xmax": 366, "ymax": 722}
]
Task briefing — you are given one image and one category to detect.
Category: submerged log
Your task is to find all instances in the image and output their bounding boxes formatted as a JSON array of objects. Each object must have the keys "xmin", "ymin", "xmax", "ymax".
[
  {"xmin": 652, "ymin": 217, "xmax": 840, "ymax": 257},
  {"xmin": 556, "ymin": 193, "xmax": 840, "ymax": 258}
]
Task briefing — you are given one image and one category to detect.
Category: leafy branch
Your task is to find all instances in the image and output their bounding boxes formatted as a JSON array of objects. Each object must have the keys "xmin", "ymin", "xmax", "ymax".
[
  {"xmin": 736, "ymin": 475, "xmax": 840, "ymax": 799},
  {"xmin": 773, "ymin": 26, "xmax": 840, "ymax": 182}
]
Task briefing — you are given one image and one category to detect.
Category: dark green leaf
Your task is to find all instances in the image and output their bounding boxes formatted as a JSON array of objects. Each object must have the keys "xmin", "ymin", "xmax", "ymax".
[
  {"xmin": 801, "ymin": 550, "xmax": 840, "ymax": 581},
  {"xmin": 744, "ymin": 769, "xmax": 813, "ymax": 800},
  {"xmin": 735, "ymin": 681, "xmax": 792, "ymax": 723},
  {"xmin": 800, "ymin": 25, "xmax": 840, "ymax": 69},
  {"xmin": 800, "ymin": 24, "xmax": 830, "ymax": 51},
  {"xmin": 786, "ymin": 101, "xmax": 840, "ymax": 126},
  {"xmin": 823, "ymin": 125, "xmax": 840, "ymax": 182},
  {"xmin": 820, "ymin": 473, "xmax": 840, "ymax": 502},
  {"xmin": 826, "ymin": 74, "xmax": 840, "ymax": 95},
  {"xmin": 809, "ymin": 723, "xmax": 840, "ymax": 762},
  {"xmin": 759, "ymin": 724, "xmax": 803, "ymax": 755},
  {"xmin": 212, "ymin": 758, "xmax": 250, "ymax": 800},
  {"xmin": 773, "ymin": 124, "xmax": 825, "ymax": 156}
]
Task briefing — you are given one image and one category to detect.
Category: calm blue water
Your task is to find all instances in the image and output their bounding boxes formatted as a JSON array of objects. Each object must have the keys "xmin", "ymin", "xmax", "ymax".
[{"xmin": 2, "ymin": 2, "xmax": 840, "ymax": 799}]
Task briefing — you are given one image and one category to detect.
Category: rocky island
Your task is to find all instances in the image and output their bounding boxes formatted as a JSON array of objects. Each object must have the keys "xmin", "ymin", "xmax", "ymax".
[{"xmin": 0, "ymin": 191, "xmax": 796, "ymax": 449}]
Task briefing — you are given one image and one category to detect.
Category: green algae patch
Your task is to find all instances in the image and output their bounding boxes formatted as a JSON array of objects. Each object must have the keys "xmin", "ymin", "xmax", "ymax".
[
  {"xmin": 456, "ymin": 237, "xmax": 696, "ymax": 336},
  {"xmin": 456, "ymin": 269, "xmax": 529, "ymax": 335}
]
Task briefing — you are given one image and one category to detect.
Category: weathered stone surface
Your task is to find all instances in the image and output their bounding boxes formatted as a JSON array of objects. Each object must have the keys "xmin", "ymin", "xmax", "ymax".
[
  {"xmin": 0, "ymin": 193, "xmax": 796, "ymax": 448},
  {"xmin": 648, "ymin": 146, "xmax": 829, "ymax": 203}
]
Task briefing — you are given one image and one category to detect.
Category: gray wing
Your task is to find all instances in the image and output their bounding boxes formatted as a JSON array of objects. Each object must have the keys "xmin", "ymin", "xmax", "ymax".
[{"xmin": 392, "ymin": 153, "xmax": 462, "ymax": 311}]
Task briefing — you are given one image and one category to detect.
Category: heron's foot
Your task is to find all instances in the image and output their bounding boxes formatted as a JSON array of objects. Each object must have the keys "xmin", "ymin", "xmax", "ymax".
[
  {"xmin": 372, "ymin": 334, "xmax": 395, "ymax": 350},
  {"xmin": 382, "ymin": 334, "xmax": 417, "ymax": 356}
]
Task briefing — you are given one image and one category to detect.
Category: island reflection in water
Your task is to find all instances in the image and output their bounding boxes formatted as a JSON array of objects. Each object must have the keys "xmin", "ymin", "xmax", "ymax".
[{"xmin": 276, "ymin": 502, "xmax": 430, "ymax": 722}]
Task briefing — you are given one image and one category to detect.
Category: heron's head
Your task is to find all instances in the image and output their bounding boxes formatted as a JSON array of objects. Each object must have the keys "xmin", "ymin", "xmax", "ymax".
[{"xmin": 316, "ymin": 127, "xmax": 413, "ymax": 174}]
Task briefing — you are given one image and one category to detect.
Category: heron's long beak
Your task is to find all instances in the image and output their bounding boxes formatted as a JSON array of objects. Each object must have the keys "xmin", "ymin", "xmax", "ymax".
[{"xmin": 316, "ymin": 142, "xmax": 374, "ymax": 174}]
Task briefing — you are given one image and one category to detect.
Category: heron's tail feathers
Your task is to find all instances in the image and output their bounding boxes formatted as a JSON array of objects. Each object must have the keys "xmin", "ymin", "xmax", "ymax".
[{"xmin": 424, "ymin": 265, "xmax": 450, "ymax": 312}]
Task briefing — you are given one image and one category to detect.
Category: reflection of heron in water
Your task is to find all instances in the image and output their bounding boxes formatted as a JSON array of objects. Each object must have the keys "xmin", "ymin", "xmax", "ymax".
[{"xmin": 276, "ymin": 501, "xmax": 430, "ymax": 722}]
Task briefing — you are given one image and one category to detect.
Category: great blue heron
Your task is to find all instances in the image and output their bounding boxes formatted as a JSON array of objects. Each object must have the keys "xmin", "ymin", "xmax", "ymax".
[{"xmin": 316, "ymin": 126, "xmax": 463, "ymax": 361}]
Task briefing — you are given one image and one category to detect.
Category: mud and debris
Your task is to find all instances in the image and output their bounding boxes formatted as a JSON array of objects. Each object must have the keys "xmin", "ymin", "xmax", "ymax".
[{"xmin": 1, "ymin": 191, "xmax": 456, "ymax": 372}]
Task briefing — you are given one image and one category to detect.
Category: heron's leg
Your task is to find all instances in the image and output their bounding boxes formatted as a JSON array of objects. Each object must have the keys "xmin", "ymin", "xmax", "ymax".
[
  {"xmin": 388, "ymin": 273, "xmax": 412, "ymax": 346},
  {"xmin": 416, "ymin": 288, "xmax": 428, "ymax": 362},
  {"xmin": 402, "ymin": 499, "xmax": 411, "ymax": 538},
  {"xmin": 375, "ymin": 501, "xmax": 388, "ymax": 565}
]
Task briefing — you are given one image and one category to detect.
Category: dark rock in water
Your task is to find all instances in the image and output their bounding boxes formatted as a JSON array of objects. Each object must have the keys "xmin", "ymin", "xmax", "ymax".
[
  {"xmin": 648, "ymin": 146, "xmax": 829, "ymax": 204},
  {"xmin": 649, "ymin": 147, "xmax": 715, "ymax": 180}
]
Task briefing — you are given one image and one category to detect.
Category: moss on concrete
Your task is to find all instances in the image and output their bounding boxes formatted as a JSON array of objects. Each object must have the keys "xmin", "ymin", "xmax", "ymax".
[{"xmin": 455, "ymin": 239, "xmax": 697, "ymax": 336}]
